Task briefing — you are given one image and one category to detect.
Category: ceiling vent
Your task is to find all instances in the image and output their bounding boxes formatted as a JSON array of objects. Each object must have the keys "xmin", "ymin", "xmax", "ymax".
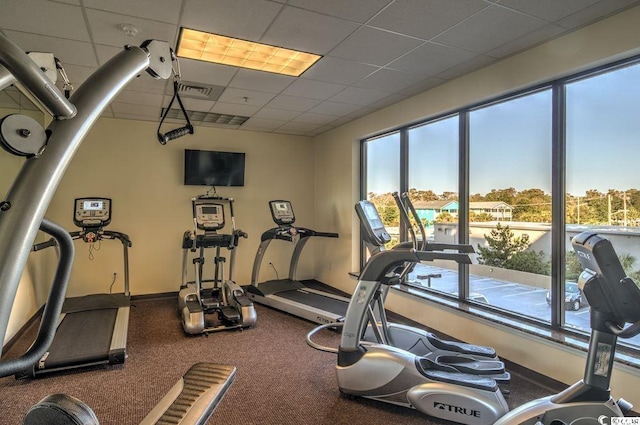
[
  {"xmin": 174, "ymin": 81, "xmax": 225, "ymax": 101},
  {"xmin": 161, "ymin": 108, "xmax": 250, "ymax": 126}
]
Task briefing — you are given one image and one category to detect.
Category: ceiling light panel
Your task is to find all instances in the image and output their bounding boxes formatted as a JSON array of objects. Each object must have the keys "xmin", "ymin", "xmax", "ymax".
[{"xmin": 177, "ymin": 28, "xmax": 321, "ymax": 77}]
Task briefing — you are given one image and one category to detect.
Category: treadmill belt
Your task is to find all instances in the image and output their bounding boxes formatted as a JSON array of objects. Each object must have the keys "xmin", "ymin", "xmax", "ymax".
[
  {"xmin": 279, "ymin": 289, "xmax": 348, "ymax": 316},
  {"xmin": 43, "ymin": 309, "xmax": 118, "ymax": 369}
]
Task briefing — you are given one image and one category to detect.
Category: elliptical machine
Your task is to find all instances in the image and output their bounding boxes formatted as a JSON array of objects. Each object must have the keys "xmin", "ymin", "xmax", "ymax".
[
  {"xmin": 178, "ymin": 195, "xmax": 256, "ymax": 334},
  {"xmin": 335, "ymin": 248, "xmax": 511, "ymax": 424},
  {"xmin": 353, "ymin": 198, "xmax": 509, "ymax": 379},
  {"xmin": 494, "ymin": 231, "xmax": 636, "ymax": 424}
]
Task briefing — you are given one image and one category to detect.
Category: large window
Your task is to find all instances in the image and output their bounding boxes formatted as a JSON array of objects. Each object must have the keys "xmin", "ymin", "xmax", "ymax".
[
  {"xmin": 469, "ymin": 90, "xmax": 552, "ymax": 320},
  {"xmin": 407, "ymin": 116, "xmax": 460, "ymax": 295},
  {"xmin": 364, "ymin": 132, "xmax": 401, "ymax": 248},
  {"xmin": 361, "ymin": 55, "xmax": 640, "ymax": 349},
  {"xmin": 566, "ymin": 61, "xmax": 640, "ymax": 345}
]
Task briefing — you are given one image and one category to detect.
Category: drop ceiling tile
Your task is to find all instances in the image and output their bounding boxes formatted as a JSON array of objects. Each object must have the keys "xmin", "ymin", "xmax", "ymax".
[
  {"xmin": 302, "ymin": 56, "xmax": 378, "ymax": 85},
  {"xmin": 83, "ymin": 0, "xmax": 183, "ymax": 24},
  {"xmin": 0, "ymin": 0, "xmax": 89, "ymax": 41},
  {"xmin": 328, "ymin": 26, "xmax": 423, "ymax": 66},
  {"xmin": 241, "ymin": 117, "xmax": 287, "ymax": 131},
  {"xmin": 307, "ymin": 101, "xmax": 362, "ymax": 116},
  {"xmin": 124, "ymin": 74, "xmax": 170, "ymax": 94},
  {"xmin": 85, "ymin": 9, "xmax": 178, "ymax": 48},
  {"xmin": 387, "ymin": 42, "xmax": 477, "ymax": 75},
  {"xmin": 291, "ymin": 112, "xmax": 339, "ymax": 125},
  {"xmin": 252, "ymin": 108, "xmax": 302, "ymax": 121},
  {"xmin": 554, "ymin": 0, "xmax": 640, "ymax": 29},
  {"xmin": 346, "ymin": 106, "xmax": 378, "ymax": 118},
  {"xmin": 228, "ymin": 70, "xmax": 295, "ymax": 93},
  {"xmin": 111, "ymin": 102, "xmax": 161, "ymax": 118},
  {"xmin": 435, "ymin": 54, "xmax": 495, "ymax": 80},
  {"xmin": 433, "ymin": 5, "xmax": 548, "ymax": 54},
  {"xmin": 4, "ymin": 31, "xmax": 98, "ymax": 68},
  {"xmin": 201, "ymin": 122, "xmax": 242, "ymax": 129},
  {"xmin": 94, "ymin": 45, "xmax": 123, "ymax": 66},
  {"xmin": 181, "ymin": 0, "xmax": 283, "ymax": 40},
  {"xmin": 176, "ymin": 58, "xmax": 238, "ymax": 86},
  {"xmin": 328, "ymin": 86, "xmax": 392, "ymax": 106},
  {"xmin": 398, "ymin": 76, "xmax": 445, "ymax": 96},
  {"xmin": 278, "ymin": 121, "xmax": 323, "ymax": 132},
  {"xmin": 116, "ymin": 90, "xmax": 164, "ymax": 106},
  {"xmin": 497, "ymin": 0, "xmax": 600, "ymax": 22},
  {"xmin": 369, "ymin": 93, "xmax": 408, "ymax": 109},
  {"xmin": 265, "ymin": 95, "xmax": 321, "ymax": 112},
  {"xmin": 286, "ymin": 0, "xmax": 391, "ymax": 23},
  {"xmin": 487, "ymin": 23, "xmax": 567, "ymax": 58},
  {"xmin": 210, "ymin": 102, "xmax": 260, "ymax": 116},
  {"xmin": 217, "ymin": 88, "xmax": 276, "ymax": 107},
  {"xmin": 261, "ymin": 6, "xmax": 360, "ymax": 54},
  {"xmin": 368, "ymin": 0, "xmax": 489, "ymax": 40},
  {"xmin": 354, "ymin": 68, "xmax": 433, "ymax": 93},
  {"xmin": 281, "ymin": 79, "xmax": 346, "ymax": 100},
  {"xmin": 162, "ymin": 96, "xmax": 214, "ymax": 113}
]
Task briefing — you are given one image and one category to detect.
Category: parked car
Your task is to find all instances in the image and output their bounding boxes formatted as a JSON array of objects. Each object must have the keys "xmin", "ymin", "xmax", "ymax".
[{"xmin": 546, "ymin": 281, "xmax": 586, "ymax": 311}]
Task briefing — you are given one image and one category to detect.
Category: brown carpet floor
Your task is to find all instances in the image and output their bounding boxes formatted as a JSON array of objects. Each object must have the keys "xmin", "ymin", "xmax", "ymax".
[{"xmin": 0, "ymin": 297, "xmax": 555, "ymax": 424}]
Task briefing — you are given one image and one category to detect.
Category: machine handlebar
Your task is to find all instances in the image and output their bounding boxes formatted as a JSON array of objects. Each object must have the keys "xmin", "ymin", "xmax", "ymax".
[
  {"xmin": 157, "ymin": 124, "xmax": 194, "ymax": 145},
  {"xmin": 358, "ymin": 249, "xmax": 470, "ymax": 283}
]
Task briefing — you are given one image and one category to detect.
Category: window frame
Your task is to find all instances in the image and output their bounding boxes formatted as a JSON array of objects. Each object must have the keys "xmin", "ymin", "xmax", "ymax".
[{"xmin": 360, "ymin": 53, "xmax": 640, "ymax": 351}]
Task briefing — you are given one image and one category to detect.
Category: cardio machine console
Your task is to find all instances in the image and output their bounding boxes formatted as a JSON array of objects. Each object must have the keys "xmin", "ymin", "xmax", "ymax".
[
  {"xmin": 193, "ymin": 200, "xmax": 225, "ymax": 231},
  {"xmin": 355, "ymin": 200, "xmax": 391, "ymax": 246},
  {"xmin": 73, "ymin": 197, "xmax": 111, "ymax": 228},
  {"xmin": 269, "ymin": 200, "xmax": 295, "ymax": 225}
]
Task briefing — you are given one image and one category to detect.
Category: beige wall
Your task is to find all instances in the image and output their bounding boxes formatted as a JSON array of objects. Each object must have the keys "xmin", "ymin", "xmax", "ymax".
[
  {"xmin": 313, "ymin": 5, "xmax": 640, "ymax": 406},
  {"xmin": 43, "ymin": 118, "xmax": 315, "ymax": 297}
]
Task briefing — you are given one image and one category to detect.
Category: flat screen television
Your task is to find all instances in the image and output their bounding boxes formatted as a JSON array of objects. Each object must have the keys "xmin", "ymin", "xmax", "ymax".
[{"xmin": 184, "ymin": 149, "xmax": 245, "ymax": 186}]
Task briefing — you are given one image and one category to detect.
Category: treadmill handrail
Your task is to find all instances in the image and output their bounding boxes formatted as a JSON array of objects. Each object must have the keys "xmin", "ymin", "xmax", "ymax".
[{"xmin": 0, "ymin": 218, "xmax": 74, "ymax": 377}]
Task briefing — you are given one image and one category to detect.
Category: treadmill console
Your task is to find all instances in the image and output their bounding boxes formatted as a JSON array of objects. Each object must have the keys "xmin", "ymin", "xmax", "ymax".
[
  {"xmin": 269, "ymin": 200, "xmax": 295, "ymax": 225},
  {"xmin": 193, "ymin": 200, "xmax": 225, "ymax": 231},
  {"xmin": 355, "ymin": 200, "xmax": 391, "ymax": 247},
  {"xmin": 73, "ymin": 197, "xmax": 111, "ymax": 228}
]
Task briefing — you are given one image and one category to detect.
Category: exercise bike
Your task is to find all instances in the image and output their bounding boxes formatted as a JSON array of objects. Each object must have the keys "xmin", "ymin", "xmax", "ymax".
[
  {"xmin": 178, "ymin": 195, "xmax": 256, "ymax": 334},
  {"xmin": 494, "ymin": 231, "xmax": 637, "ymax": 424}
]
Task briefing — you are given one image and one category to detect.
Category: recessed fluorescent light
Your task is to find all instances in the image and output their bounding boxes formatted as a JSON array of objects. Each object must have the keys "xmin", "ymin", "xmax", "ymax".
[{"xmin": 176, "ymin": 28, "xmax": 322, "ymax": 77}]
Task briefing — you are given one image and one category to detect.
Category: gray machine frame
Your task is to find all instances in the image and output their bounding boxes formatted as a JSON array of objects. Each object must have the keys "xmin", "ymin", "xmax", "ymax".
[
  {"xmin": 352, "ymin": 198, "xmax": 509, "ymax": 377},
  {"xmin": 246, "ymin": 200, "xmax": 348, "ymax": 325},
  {"xmin": 0, "ymin": 33, "xmax": 235, "ymax": 423}
]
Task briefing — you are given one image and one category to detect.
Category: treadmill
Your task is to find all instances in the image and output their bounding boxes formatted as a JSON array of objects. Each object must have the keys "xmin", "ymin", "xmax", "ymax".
[
  {"xmin": 245, "ymin": 200, "xmax": 348, "ymax": 325},
  {"xmin": 17, "ymin": 197, "xmax": 132, "ymax": 378}
]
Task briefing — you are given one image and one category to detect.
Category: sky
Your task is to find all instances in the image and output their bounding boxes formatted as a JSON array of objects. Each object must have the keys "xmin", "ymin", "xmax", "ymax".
[{"xmin": 366, "ymin": 60, "xmax": 640, "ymax": 197}]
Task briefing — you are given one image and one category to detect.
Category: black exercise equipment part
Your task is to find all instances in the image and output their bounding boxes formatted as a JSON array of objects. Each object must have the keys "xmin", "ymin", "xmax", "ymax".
[{"xmin": 246, "ymin": 200, "xmax": 346, "ymax": 325}]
